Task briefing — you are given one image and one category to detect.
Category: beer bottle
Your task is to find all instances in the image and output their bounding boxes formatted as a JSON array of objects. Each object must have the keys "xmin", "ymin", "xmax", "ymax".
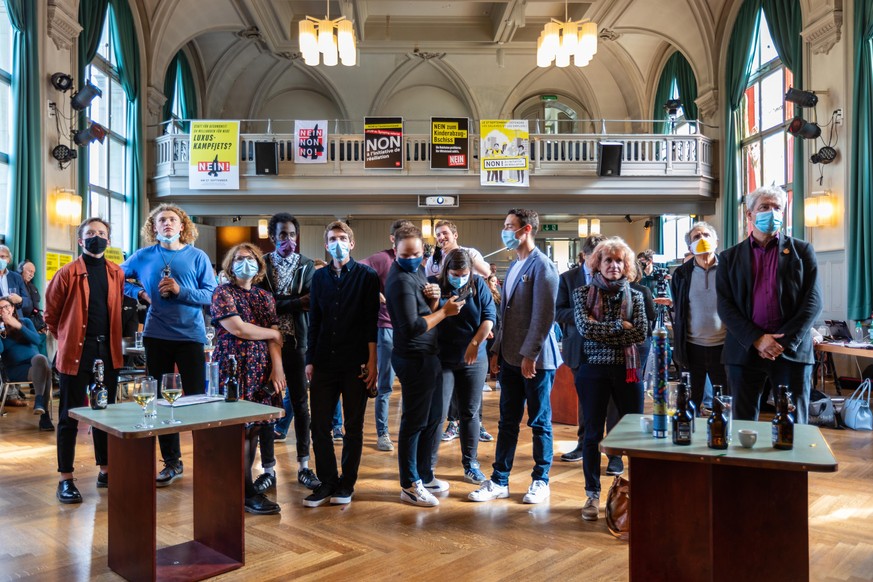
[
  {"xmin": 707, "ymin": 395, "xmax": 728, "ymax": 449},
  {"xmin": 681, "ymin": 371, "xmax": 697, "ymax": 431},
  {"xmin": 89, "ymin": 359, "xmax": 108, "ymax": 410},
  {"xmin": 672, "ymin": 378, "xmax": 693, "ymax": 445},
  {"xmin": 224, "ymin": 355, "xmax": 239, "ymax": 403},
  {"xmin": 771, "ymin": 384, "xmax": 795, "ymax": 450}
]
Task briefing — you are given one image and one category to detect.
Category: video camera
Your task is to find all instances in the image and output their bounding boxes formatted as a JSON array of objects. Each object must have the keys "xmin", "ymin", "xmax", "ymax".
[{"xmin": 652, "ymin": 267, "xmax": 670, "ymax": 298}]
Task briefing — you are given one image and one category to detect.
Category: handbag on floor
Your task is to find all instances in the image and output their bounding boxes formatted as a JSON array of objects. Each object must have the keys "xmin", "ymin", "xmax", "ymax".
[
  {"xmin": 808, "ymin": 388, "xmax": 838, "ymax": 429},
  {"xmin": 841, "ymin": 379, "xmax": 872, "ymax": 431},
  {"xmin": 605, "ymin": 475, "xmax": 630, "ymax": 541}
]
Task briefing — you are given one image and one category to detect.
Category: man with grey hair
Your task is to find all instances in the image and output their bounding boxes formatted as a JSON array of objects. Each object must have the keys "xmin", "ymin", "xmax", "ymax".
[
  {"xmin": 716, "ymin": 186, "xmax": 822, "ymax": 423},
  {"xmin": 0, "ymin": 245, "xmax": 33, "ymax": 318},
  {"xmin": 668, "ymin": 221, "xmax": 728, "ymax": 413}
]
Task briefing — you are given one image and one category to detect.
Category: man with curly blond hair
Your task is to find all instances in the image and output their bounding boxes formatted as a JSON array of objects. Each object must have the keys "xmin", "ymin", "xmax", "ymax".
[{"xmin": 121, "ymin": 204, "xmax": 216, "ymax": 487}]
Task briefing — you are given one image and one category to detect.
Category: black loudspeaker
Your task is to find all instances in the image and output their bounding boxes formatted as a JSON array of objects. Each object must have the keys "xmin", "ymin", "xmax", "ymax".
[
  {"xmin": 598, "ymin": 142, "xmax": 623, "ymax": 177},
  {"xmin": 255, "ymin": 141, "xmax": 279, "ymax": 175}
]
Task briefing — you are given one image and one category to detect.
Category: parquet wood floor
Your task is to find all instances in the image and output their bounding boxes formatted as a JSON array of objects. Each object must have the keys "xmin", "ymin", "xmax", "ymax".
[{"xmin": 0, "ymin": 383, "xmax": 871, "ymax": 581}]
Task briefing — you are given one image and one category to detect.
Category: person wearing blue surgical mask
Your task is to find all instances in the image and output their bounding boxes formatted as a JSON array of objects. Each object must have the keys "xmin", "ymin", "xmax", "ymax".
[
  {"xmin": 211, "ymin": 243, "xmax": 286, "ymax": 515},
  {"xmin": 716, "ymin": 185, "xmax": 823, "ymax": 426},
  {"xmin": 427, "ymin": 249, "xmax": 496, "ymax": 485},
  {"xmin": 386, "ymin": 224, "xmax": 464, "ymax": 507}
]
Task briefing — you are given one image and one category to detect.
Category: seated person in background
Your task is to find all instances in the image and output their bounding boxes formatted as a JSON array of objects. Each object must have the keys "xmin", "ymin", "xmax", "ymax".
[
  {"xmin": 0, "ymin": 245, "xmax": 33, "ymax": 318},
  {"xmin": 17, "ymin": 260, "xmax": 47, "ymax": 356},
  {"xmin": 0, "ymin": 296, "xmax": 54, "ymax": 430}
]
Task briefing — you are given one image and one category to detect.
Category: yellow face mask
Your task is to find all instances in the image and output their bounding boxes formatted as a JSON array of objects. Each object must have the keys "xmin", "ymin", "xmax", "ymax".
[{"xmin": 692, "ymin": 237, "xmax": 716, "ymax": 255}]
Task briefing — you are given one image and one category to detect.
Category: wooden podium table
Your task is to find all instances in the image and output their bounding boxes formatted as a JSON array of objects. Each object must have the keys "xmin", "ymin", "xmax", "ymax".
[
  {"xmin": 70, "ymin": 400, "xmax": 282, "ymax": 582},
  {"xmin": 601, "ymin": 414, "xmax": 838, "ymax": 582}
]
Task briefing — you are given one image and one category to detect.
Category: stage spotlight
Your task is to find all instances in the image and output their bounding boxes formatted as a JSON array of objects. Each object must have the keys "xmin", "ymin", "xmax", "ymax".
[
  {"xmin": 624, "ymin": 214, "xmax": 633, "ymax": 223},
  {"xmin": 50, "ymin": 72, "xmax": 74, "ymax": 92},
  {"xmin": 70, "ymin": 80, "xmax": 103, "ymax": 111},
  {"xmin": 811, "ymin": 146, "xmax": 837, "ymax": 165},
  {"xmin": 787, "ymin": 117, "xmax": 821, "ymax": 139},
  {"xmin": 644, "ymin": 220, "xmax": 653, "ymax": 229},
  {"xmin": 73, "ymin": 122, "xmax": 107, "ymax": 147},
  {"xmin": 664, "ymin": 99, "xmax": 682, "ymax": 117},
  {"xmin": 51, "ymin": 144, "xmax": 77, "ymax": 164},
  {"xmin": 785, "ymin": 88, "xmax": 818, "ymax": 108}
]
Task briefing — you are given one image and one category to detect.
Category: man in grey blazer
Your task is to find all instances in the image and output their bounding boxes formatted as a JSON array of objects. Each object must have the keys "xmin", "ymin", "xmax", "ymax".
[{"xmin": 469, "ymin": 208, "xmax": 560, "ymax": 505}]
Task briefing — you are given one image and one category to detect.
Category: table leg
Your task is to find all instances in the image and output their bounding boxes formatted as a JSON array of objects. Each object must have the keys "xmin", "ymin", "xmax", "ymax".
[{"xmin": 108, "ymin": 435, "xmax": 156, "ymax": 582}]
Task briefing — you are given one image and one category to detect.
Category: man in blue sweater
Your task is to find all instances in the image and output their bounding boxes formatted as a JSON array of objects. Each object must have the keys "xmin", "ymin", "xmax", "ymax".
[{"xmin": 121, "ymin": 204, "xmax": 216, "ymax": 486}]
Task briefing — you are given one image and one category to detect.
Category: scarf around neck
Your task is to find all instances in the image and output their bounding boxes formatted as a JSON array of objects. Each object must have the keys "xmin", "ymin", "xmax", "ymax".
[{"xmin": 586, "ymin": 273, "xmax": 641, "ymax": 382}]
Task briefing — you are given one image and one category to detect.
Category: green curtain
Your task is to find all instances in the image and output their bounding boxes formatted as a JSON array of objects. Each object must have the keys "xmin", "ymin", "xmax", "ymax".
[
  {"xmin": 652, "ymin": 51, "xmax": 700, "ymax": 135},
  {"xmin": 652, "ymin": 216, "xmax": 665, "ymax": 255},
  {"xmin": 848, "ymin": 0, "xmax": 873, "ymax": 320},
  {"xmin": 762, "ymin": 0, "xmax": 805, "ymax": 240},
  {"xmin": 161, "ymin": 54, "xmax": 178, "ymax": 128},
  {"xmin": 162, "ymin": 51, "xmax": 197, "ymax": 132},
  {"xmin": 108, "ymin": 0, "xmax": 144, "ymax": 252},
  {"xmin": 722, "ymin": 0, "xmax": 762, "ymax": 248},
  {"xmin": 5, "ymin": 0, "xmax": 43, "ymax": 295},
  {"xmin": 76, "ymin": 0, "xmax": 110, "ymax": 225}
]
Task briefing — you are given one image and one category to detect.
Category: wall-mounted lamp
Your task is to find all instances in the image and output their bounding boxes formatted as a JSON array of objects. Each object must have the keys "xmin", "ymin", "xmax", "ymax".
[
  {"xmin": 422, "ymin": 218, "xmax": 432, "ymax": 239},
  {"xmin": 258, "ymin": 219, "xmax": 269, "ymax": 239},
  {"xmin": 51, "ymin": 189, "xmax": 83, "ymax": 226},
  {"xmin": 590, "ymin": 218, "xmax": 601, "ymax": 235},
  {"xmin": 804, "ymin": 191, "xmax": 836, "ymax": 228},
  {"xmin": 577, "ymin": 218, "xmax": 588, "ymax": 238}
]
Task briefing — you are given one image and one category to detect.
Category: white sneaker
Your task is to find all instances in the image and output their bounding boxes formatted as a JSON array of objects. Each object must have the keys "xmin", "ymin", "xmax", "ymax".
[
  {"xmin": 468, "ymin": 480, "xmax": 509, "ymax": 502},
  {"xmin": 495, "ymin": 381, "xmax": 501, "ymax": 390},
  {"xmin": 482, "ymin": 383, "xmax": 493, "ymax": 392},
  {"xmin": 423, "ymin": 477, "xmax": 450, "ymax": 492},
  {"xmin": 377, "ymin": 434, "xmax": 395, "ymax": 451},
  {"xmin": 522, "ymin": 480, "xmax": 550, "ymax": 504},
  {"xmin": 401, "ymin": 480, "xmax": 439, "ymax": 507}
]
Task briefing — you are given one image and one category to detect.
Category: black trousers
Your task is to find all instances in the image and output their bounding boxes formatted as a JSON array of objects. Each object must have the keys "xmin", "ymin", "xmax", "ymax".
[
  {"xmin": 144, "ymin": 337, "xmax": 205, "ymax": 465},
  {"xmin": 686, "ymin": 343, "xmax": 729, "ymax": 411},
  {"xmin": 309, "ymin": 368, "xmax": 369, "ymax": 490},
  {"xmin": 274, "ymin": 344, "xmax": 311, "ymax": 462},
  {"xmin": 57, "ymin": 338, "xmax": 118, "ymax": 473}
]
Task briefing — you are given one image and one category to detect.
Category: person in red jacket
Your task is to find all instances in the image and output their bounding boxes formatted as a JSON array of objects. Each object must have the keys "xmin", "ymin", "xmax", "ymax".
[{"xmin": 45, "ymin": 217, "xmax": 125, "ymax": 505}]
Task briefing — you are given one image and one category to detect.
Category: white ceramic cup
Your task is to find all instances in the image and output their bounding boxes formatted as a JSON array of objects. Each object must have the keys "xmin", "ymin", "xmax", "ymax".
[
  {"xmin": 640, "ymin": 416, "xmax": 654, "ymax": 433},
  {"xmin": 738, "ymin": 429, "xmax": 758, "ymax": 448}
]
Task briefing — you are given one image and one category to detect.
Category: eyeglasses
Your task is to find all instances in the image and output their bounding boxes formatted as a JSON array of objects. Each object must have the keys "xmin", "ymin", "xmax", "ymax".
[{"xmin": 0, "ymin": 304, "xmax": 13, "ymax": 313}]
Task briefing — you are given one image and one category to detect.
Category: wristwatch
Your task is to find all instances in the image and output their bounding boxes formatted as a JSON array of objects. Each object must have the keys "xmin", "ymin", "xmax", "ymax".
[{"xmin": 471, "ymin": 339, "xmax": 480, "ymax": 347}]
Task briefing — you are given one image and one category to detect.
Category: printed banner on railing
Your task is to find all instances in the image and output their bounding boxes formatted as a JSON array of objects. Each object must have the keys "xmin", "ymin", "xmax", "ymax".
[
  {"xmin": 479, "ymin": 119, "xmax": 529, "ymax": 188},
  {"xmin": 364, "ymin": 117, "xmax": 403, "ymax": 169},
  {"xmin": 294, "ymin": 120, "xmax": 328, "ymax": 164},
  {"xmin": 431, "ymin": 117, "xmax": 469, "ymax": 170},
  {"xmin": 188, "ymin": 120, "xmax": 240, "ymax": 190}
]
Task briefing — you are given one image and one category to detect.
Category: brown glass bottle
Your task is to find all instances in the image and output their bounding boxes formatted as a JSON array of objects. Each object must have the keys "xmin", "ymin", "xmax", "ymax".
[
  {"xmin": 672, "ymin": 378, "xmax": 693, "ymax": 445},
  {"xmin": 707, "ymin": 396, "xmax": 728, "ymax": 449},
  {"xmin": 89, "ymin": 359, "xmax": 108, "ymax": 410},
  {"xmin": 224, "ymin": 355, "xmax": 239, "ymax": 403},
  {"xmin": 771, "ymin": 384, "xmax": 794, "ymax": 450}
]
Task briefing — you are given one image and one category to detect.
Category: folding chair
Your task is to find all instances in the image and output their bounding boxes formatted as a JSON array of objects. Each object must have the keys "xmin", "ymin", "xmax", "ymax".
[{"xmin": 0, "ymin": 359, "xmax": 35, "ymax": 418}]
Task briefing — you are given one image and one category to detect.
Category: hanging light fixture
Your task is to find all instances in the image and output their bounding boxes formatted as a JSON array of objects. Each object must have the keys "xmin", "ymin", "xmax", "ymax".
[
  {"xmin": 577, "ymin": 218, "xmax": 588, "ymax": 238},
  {"xmin": 422, "ymin": 218, "xmax": 432, "ymax": 239},
  {"xmin": 590, "ymin": 218, "xmax": 601, "ymax": 235},
  {"xmin": 536, "ymin": 0, "xmax": 597, "ymax": 68},
  {"xmin": 258, "ymin": 219, "xmax": 269, "ymax": 239},
  {"xmin": 298, "ymin": 0, "xmax": 357, "ymax": 67}
]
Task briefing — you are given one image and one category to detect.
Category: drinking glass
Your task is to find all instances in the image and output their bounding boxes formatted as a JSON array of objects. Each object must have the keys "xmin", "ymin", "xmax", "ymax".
[
  {"xmin": 205, "ymin": 326, "xmax": 215, "ymax": 348},
  {"xmin": 134, "ymin": 331, "xmax": 143, "ymax": 349},
  {"xmin": 133, "ymin": 376, "xmax": 157, "ymax": 428},
  {"xmin": 161, "ymin": 373, "xmax": 183, "ymax": 425}
]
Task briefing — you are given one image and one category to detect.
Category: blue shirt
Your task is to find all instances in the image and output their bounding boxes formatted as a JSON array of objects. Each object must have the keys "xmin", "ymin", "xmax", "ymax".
[
  {"xmin": 306, "ymin": 258, "xmax": 380, "ymax": 371},
  {"xmin": 0, "ymin": 317, "xmax": 40, "ymax": 371},
  {"xmin": 121, "ymin": 244, "xmax": 216, "ymax": 343},
  {"xmin": 428, "ymin": 275, "xmax": 496, "ymax": 367}
]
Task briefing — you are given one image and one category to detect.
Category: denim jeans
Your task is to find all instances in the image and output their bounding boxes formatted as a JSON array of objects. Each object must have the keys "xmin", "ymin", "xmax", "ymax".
[
  {"xmin": 437, "ymin": 360, "xmax": 488, "ymax": 471},
  {"xmin": 309, "ymin": 368, "xmax": 369, "ymax": 490},
  {"xmin": 490, "ymin": 362, "xmax": 555, "ymax": 486},
  {"xmin": 374, "ymin": 328, "xmax": 396, "ymax": 436},
  {"xmin": 576, "ymin": 364, "xmax": 644, "ymax": 498},
  {"xmin": 686, "ymin": 343, "xmax": 728, "ymax": 412},
  {"xmin": 727, "ymin": 359, "xmax": 812, "ymax": 424},
  {"xmin": 393, "ymin": 352, "xmax": 443, "ymax": 488},
  {"xmin": 273, "ymin": 344, "xmax": 311, "ymax": 462}
]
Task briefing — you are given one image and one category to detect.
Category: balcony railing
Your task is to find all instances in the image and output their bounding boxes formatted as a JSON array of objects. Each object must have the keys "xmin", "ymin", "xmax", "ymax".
[{"xmin": 154, "ymin": 133, "xmax": 713, "ymax": 180}]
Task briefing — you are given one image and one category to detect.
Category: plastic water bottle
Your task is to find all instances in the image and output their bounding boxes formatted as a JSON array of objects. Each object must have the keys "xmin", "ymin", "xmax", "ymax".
[{"xmin": 855, "ymin": 322, "xmax": 864, "ymax": 342}]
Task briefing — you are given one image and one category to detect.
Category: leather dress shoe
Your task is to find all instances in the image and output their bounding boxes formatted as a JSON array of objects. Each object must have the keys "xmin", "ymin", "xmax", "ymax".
[
  {"xmin": 96, "ymin": 472, "xmax": 109, "ymax": 489},
  {"xmin": 245, "ymin": 493, "xmax": 281, "ymax": 515},
  {"xmin": 561, "ymin": 448, "xmax": 584, "ymax": 462},
  {"xmin": 57, "ymin": 479, "xmax": 83, "ymax": 504}
]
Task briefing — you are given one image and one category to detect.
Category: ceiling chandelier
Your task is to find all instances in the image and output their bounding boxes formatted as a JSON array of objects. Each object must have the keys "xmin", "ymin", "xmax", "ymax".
[
  {"xmin": 537, "ymin": 0, "xmax": 597, "ymax": 68},
  {"xmin": 298, "ymin": 0, "xmax": 357, "ymax": 66}
]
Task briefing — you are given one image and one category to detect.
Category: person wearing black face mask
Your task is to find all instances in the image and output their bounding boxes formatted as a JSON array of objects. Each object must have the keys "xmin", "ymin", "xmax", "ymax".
[{"xmin": 44, "ymin": 217, "xmax": 125, "ymax": 504}]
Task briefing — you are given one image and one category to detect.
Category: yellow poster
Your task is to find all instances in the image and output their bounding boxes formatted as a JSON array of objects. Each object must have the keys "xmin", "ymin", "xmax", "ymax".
[
  {"xmin": 188, "ymin": 120, "xmax": 240, "ymax": 190},
  {"xmin": 104, "ymin": 247, "xmax": 124, "ymax": 265},
  {"xmin": 479, "ymin": 120, "xmax": 530, "ymax": 188},
  {"xmin": 45, "ymin": 252, "xmax": 74, "ymax": 281}
]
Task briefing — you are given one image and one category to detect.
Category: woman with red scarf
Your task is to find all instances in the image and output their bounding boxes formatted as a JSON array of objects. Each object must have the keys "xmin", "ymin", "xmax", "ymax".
[{"xmin": 572, "ymin": 237, "xmax": 647, "ymax": 522}]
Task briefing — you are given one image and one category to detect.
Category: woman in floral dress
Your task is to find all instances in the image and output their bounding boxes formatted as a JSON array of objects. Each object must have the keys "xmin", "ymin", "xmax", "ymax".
[{"xmin": 211, "ymin": 242, "xmax": 286, "ymax": 515}]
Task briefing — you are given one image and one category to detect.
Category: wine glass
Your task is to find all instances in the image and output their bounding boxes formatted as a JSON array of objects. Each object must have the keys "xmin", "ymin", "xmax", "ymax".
[
  {"xmin": 161, "ymin": 373, "xmax": 183, "ymax": 425},
  {"xmin": 205, "ymin": 326, "xmax": 215, "ymax": 348},
  {"xmin": 133, "ymin": 376, "xmax": 157, "ymax": 428}
]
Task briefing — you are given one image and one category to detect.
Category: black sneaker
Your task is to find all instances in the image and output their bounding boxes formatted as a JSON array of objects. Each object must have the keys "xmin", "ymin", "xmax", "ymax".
[
  {"xmin": 156, "ymin": 461, "xmax": 184, "ymax": 487},
  {"xmin": 57, "ymin": 478, "xmax": 83, "ymax": 504},
  {"xmin": 273, "ymin": 431, "xmax": 287, "ymax": 442},
  {"xmin": 330, "ymin": 487, "xmax": 354, "ymax": 505},
  {"xmin": 297, "ymin": 468, "xmax": 321, "ymax": 490},
  {"xmin": 96, "ymin": 472, "xmax": 109, "ymax": 489},
  {"xmin": 245, "ymin": 493, "xmax": 281, "ymax": 515},
  {"xmin": 332, "ymin": 427, "xmax": 344, "ymax": 442},
  {"xmin": 605, "ymin": 456, "xmax": 624, "ymax": 476},
  {"xmin": 561, "ymin": 448, "xmax": 584, "ymax": 462},
  {"xmin": 39, "ymin": 414, "xmax": 55, "ymax": 432},
  {"xmin": 253, "ymin": 472, "xmax": 276, "ymax": 494},
  {"xmin": 303, "ymin": 485, "xmax": 334, "ymax": 507}
]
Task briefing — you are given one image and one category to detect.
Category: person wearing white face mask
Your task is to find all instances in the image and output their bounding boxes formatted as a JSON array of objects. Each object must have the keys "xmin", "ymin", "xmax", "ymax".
[
  {"xmin": 667, "ymin": 221, "xmax": 729, "ymax": 414},
  {"xmin": 121, "ymin": 204, "xmax": 216, "ymax": 488},
  {"xmin": 0, "ymin": 245, "xmax": 32, "ymax": 319},
  {"xmin": 716, "ymin": 186, "xmax": 823, "ymax": 424},
  {"xmin": 211, "ymin": 243, "xmax": 286, "ymax": 515}
]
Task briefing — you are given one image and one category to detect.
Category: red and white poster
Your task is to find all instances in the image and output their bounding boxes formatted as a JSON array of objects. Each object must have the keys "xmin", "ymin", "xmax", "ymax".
[{"xmin": 293, "ymin": 120, "xmax": 327, "ymax": 164}]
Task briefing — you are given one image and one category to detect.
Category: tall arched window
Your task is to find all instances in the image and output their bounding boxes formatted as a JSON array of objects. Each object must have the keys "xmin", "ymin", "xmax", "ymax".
[
  {"xmin": 739, "ymin": 11, "xmax": 795, "ymax": 234},
  {"xmin": 514, "ymin": 94, "xmax": 595, "ymax": 134},
  {"xmin": 85, "ymin": 12, "xmax": 130, "ymax": 253},
  {"xmin": 0, "ymin": 1, "xmax": 12, "ymax": 238}
]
